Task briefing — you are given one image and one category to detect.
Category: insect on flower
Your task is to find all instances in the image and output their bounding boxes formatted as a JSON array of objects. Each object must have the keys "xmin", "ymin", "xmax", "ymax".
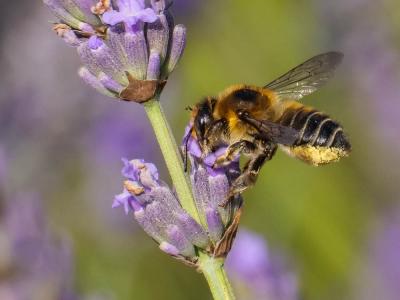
[{"xmin": 184, "ymin": 52, "xmax": 351, "ymax": 202}]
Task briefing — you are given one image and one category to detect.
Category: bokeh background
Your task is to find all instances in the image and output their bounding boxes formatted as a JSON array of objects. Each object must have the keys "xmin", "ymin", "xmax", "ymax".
[{"xmin": 0, "ymin": 0, "xmax": 399, "ymax": 299}]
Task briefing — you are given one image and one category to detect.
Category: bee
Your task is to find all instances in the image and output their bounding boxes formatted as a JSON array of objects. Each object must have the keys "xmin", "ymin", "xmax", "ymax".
[{"xmin": 185, "ymin": 52, "xmax": 351, "ymax": 201}]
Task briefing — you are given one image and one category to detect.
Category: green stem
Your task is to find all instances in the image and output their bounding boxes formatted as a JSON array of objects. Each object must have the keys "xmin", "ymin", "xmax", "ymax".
[
  {"xmin": 143, "ymin": 99, "xmax": 201, "ymax": 224},
  {"xmin": 143, "ymin": 98, "xmax": 235, "ymax": 300},
  {"xmin": 198, "ymin": 253, "xmax": 236, "ymax": 300}
]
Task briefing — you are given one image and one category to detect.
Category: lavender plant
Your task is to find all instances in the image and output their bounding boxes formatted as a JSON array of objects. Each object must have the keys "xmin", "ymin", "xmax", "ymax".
[{"xmin": 43, "ymin": 0, "xmax": 239, "ymax": 298}]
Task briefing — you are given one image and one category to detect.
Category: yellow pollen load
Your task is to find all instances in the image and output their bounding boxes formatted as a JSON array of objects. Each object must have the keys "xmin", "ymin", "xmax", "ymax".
[{"xmin": 280, "ymin": 145, "xmax": 349, "ymax": 166}]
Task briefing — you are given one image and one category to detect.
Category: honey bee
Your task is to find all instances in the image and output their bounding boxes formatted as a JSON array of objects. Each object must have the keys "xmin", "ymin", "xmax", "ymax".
[{"xmin": 185, "ymin": 52, "xmax": 351, "ymax": 200}]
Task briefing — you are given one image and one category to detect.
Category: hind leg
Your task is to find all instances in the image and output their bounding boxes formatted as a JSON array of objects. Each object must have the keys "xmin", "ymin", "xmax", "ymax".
[{"xmin": 220, "ymin": 144, "xmax": 277, "ymax": 206}]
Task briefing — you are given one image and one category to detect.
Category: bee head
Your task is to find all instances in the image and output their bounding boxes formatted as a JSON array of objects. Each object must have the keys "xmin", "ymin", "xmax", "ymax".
[{"xmin": 194, "ymin": 97, "xmax": 215, "ymax": 150}]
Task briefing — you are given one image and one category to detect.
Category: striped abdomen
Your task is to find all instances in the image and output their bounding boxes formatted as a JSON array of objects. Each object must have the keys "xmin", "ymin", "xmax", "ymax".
[{"xmin": 280, "ymin": 107, "xmax": 351, "ymax": 151}]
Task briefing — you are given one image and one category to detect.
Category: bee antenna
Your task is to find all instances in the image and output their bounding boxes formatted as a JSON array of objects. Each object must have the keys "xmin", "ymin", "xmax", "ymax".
[
  {"xmin": 185, "ymin": 106, "xmax": 193, "ymax": 112},
  {"xmin": 183, "ymin": 126, "xmax": 193, "ymax": 172}
]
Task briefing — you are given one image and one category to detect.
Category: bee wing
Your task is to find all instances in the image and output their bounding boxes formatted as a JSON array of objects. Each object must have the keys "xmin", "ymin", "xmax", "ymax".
[
  {"xmin": 264, "ymin": 52, "xmax": 343, "ymax": 101},
  {"xmin": 239, "ymin": 112, "xmax": 299, "ymax": 146}
]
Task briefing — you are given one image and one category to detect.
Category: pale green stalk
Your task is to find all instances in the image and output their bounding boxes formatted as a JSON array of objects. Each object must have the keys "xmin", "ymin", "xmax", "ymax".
[
  {"xmin": 198, "ymin": 254, "xmax": 236, "ymax": 300},
  {"xmin": 143, "ymin": 98, "xmax": 235, "ymax": 300}
]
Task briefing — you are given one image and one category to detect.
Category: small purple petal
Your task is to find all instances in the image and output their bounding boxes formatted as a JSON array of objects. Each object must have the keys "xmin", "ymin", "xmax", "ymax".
[
  {"xmin": 121, "ymin": 157, "xmax": 138, "ymax": 180},
  {"xmin": 188, "ymin": 138, "xmax": 202, "ymax": 158},
  {"xmin": 136, "ymin": 8, "xmax": 158, "ymax": 23},
  {"xmin": 112, "ymin": 189, "xmax": 141, "ymax": 214},
  {"xmin": 203, "ymin": 153, "xmax": 217, "ymax": 166},
  {"xmin": 102, "ymin": 0, "xmax": 158, "ymax": 29},
  {"xmin": 102, "ymin": 10, "xmax": 127, "ymax": 26},
  {"xmin": 88, "ymin": 36, "xmax": 104, "ymax": 50}
]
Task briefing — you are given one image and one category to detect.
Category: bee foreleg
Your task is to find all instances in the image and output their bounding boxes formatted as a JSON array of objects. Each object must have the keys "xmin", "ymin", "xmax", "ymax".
[
  {"xmin": 203, "ymin": 119, "xmax": 229, "ymax": 152},
  {"xmin": 212, "ymin": 140, "xmax": 255, "ymax": 169}
]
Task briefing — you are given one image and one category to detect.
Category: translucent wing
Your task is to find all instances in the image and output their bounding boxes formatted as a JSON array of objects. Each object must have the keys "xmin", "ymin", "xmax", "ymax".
[
  {"xmin": 264, "ymin": 52, "xmax": 343, "ymax": 100},
  {"xmin": 238, "ymin": 111, "xmax": 299, "ymax": 146}
]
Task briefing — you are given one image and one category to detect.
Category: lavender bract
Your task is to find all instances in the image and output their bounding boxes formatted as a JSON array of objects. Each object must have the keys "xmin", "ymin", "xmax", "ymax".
[
  {"xmin": 44, "ymin": 0, "xmax": 186, "ymax": 103},
  {"xmin": 113, "ymin": 134, "xmax": 243, "ymax": 264}
]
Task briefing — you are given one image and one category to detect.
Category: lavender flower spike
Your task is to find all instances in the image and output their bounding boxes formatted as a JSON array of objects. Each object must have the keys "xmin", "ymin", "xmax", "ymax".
[
  {"xmin": 184, "ymin": 125, "xmax": 243, "ymax": 256},
  {"xmin": 113, "ymin": 149, "xmax": 243, "ymax": 265},
  {"xmin": 113, "ymin": 158, "xmax": 209, "ymax": 263},
  {"xmin": 44, "ymin": 0, "xmax": 187, "ymax": 103}
]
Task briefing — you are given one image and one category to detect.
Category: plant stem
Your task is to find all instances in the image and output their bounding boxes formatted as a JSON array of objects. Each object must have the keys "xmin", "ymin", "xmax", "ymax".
[
  {"xmin": 198, "ymin": 253, "xmax": 236, "ymax": 300},
  {"xmin": 143, "ymin": 99, "xmax": 201, "ymax": 224},
  {"xmin": 143, "ymin": 98, "xmax": 235, "ymax": 300}
]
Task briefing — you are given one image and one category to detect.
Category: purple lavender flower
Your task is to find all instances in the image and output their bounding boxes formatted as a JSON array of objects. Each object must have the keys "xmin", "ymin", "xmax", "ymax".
[
  {"xmin": 0, "ymin": 194, "xmax": 111, "ymax": 300},
  {"xmin": 226, "ymin": 229, "xmax": 298, "ymax": 300},
  {"xmin": 352, "ymin": 209, "xmax": 400, "ymax": 300},
  {"xmin": 113, "ymin": 152, "xmax": 242, "ymax": 264},
  {"xmin": 183, "ymin": 123, "xmax": 240, "ymax": 177},
  {"xmin": 113, "ymin": 158, "xmax": 209, "ymax": 262},
  {"xmin": 102, "ymin": 0, "xmax": 158, "ymax": 28},
  {"xmin": 0, "ymin": 195, "xmax": 75, "ymax": 299},
  {"xmin": 44, "ymin": 0, "xmax": 187, "ymax": 103},
  {"xmin": 43, "ymin": 0, "xmax": 102, "ymax": 35}
]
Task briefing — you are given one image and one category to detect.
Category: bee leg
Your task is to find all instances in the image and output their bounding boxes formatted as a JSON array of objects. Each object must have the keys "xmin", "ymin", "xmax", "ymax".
[
  {"xmin": 221, "ymin": 145, "xmax": 277, "ymax": 206},
  {"xmin": 212, "ymin": 140, "xmax": 255, "ymax": 169},
  {"xmin": 203, "ymin": 119, "xmax": 229, "ymax": 150}
]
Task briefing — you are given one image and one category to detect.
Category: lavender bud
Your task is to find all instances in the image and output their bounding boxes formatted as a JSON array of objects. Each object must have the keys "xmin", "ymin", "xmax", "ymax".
[
  {"xmin": 165, "ymin": 24, "xmax": 186, "ymax": 75},
  {"xmin": 44, "ymin": 0, "xmax": 187, "ymax": 103},
  {"xmin": 205, "ymin": 207, "xmax": 224, "ymax": 243},
  {"xmin": 43, "ymin": 0, "xmax": 100, "ymax": 33},
  {"xmin": 78, "ymin": 67, "xmax": 117, "ymax": 97},
  {"xmin": 159, "ymin": 242, "xmax": 180, "ymax": 256},
  {"xmin": 147, "ymin": 51, "xmax": 162, "ymax": 80},
  {"xmin": 53, "ymin": 24, "xmax": 82, "ymax": 47},
  {"xmin": 98, "ymin": 72, "xmax": 125, "ymax": 93},
  {"xmin": 78, "ymin": 36, "xmax": 128, "ymax": 84},
  {"xmin": 146, "ymin": 14, "xmax": 171, "ymax": 65},
  {"xmin": 113, "ymin": 158, "xmax": 208, "ymax": 262},
  {"xmin": 175, "ymin": 212, "xmax": 209, "ymax": 248},
  {"xmin": 151, "ymin": 0, "xmax": 168, "ymax": 13},
  {"xmin": 165, "ymin": 225, "xmax": 196, "ymax": 258},
  {"xmin": 123, "ymin": 31, "xmax": 149, "ymax": 80}
]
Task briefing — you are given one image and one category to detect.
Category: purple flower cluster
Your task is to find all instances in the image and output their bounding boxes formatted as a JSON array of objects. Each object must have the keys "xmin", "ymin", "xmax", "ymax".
[
  {"xmin": 44, "ymin": 0, "xmax": 186, "ymax": 103},
  {"xmin": 226, "ymin": 230, "xmax": 298, "ymax": 300},
  {"xmin": 113, "ymin": 146, "xmax": 242, "ymax": 264},
  {"xmin": 113, "ymin": 158, "xmax": 209, "ymax": 262}
]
